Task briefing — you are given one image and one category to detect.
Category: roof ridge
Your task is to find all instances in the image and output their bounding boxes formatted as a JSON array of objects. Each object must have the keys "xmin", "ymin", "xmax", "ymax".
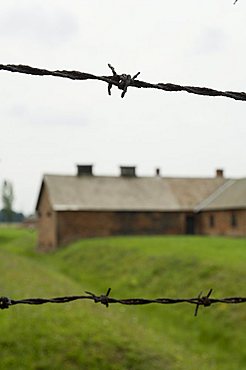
[
  {"xmin": 194, "ymin": 179, "xmax": 236, "ymax": 213},
  {"xmin": 44, "ymin": 173, "xmax": 233, "ymax": 180}
]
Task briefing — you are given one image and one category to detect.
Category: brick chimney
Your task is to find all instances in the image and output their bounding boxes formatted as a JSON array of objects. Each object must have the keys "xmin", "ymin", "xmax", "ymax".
[
  {"xmin": 120, "ymin": 166, "xmax": 136, "ymax": 177},
  {"xmin": 216, "ymin": 169, "xmax": 224, "ymax": 178},
  {"xmin": 77, "ymin": 164, "xmax": 93, "ymax": 176}
]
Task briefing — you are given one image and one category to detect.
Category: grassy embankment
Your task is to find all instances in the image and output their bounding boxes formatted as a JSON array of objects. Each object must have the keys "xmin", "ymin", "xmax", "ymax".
[{"xmin": 0, "ymin": 227, "xmax": 245, "ymax": 370}]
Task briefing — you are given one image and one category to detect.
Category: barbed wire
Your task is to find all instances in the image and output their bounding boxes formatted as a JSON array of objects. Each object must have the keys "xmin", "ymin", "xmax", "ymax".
[
  {"xmin": 1, "ymin": 288, "xmax": 245, "ymax": 317},
  {"xmin": 1, "ymin": 63, "xmax": 246, "ymax": 101}
]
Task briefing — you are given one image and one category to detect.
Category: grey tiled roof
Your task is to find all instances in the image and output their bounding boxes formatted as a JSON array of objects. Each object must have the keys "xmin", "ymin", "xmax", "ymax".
[
  {"xmin": 38, "ymin": 174, "xmax": 231, "ymax": 212},
  {"xmin": 195, "ymin": 178, "xmax": 246, "ymax": 211}
]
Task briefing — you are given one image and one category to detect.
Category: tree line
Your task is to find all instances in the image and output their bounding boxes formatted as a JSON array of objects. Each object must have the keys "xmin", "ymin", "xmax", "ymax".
[{"xmin": 0, "ymin": 180, "xmax": 24, "ymax": 222}]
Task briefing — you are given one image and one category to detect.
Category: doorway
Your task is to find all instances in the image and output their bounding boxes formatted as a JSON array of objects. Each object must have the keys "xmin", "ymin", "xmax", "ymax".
[{"xmin": 186, "ymin": 215, "xmax": 195, "ymax": 234}]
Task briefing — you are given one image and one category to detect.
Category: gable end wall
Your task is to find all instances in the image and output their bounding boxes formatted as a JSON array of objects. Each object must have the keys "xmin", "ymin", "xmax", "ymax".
[{"xmin": 37, "ymin": 184, "xmax": 58, "ymax": 251}]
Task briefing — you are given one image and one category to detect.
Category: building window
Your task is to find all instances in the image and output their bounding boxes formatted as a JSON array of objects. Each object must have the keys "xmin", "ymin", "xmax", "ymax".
[
  {"xmin": 209, "ymin": 214, "xmax": 215, "ymax": 228},
  {"xmin": 231, "ymin": 213, "xmax": 237, "ymax": 228}
]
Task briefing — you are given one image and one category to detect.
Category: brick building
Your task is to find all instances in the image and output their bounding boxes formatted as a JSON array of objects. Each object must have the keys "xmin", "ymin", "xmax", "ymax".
[{"xmin": 36, "ymin": 165, "xmax": 246, "ymax": 251}]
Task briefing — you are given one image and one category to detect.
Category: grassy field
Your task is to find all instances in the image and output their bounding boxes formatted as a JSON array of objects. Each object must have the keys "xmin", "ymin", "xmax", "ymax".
[{"xmin": 0, "ymin": 227, "xmax": 245, "ymax": 370}]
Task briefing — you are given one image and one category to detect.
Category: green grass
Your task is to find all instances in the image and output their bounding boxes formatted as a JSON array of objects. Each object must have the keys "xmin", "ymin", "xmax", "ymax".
[{"xmin": 0, "ymin": 227, "xmax": 245, "ymax": 370}]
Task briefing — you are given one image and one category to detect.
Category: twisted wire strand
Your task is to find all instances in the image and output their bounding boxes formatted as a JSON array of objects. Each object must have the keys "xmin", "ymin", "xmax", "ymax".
[
  {"xmin": 0, "ymin": 63, "xmax": 246, "ymax": 101},
  {"xmin": 1, "ymin": 289, "xmax": 245, "ymax": 316}
]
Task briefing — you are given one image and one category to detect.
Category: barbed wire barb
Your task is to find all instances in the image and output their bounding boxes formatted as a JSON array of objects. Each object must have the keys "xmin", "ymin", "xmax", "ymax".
[
  {"xmin": 1, "ymin": 289, "xmax": 245, "ymax": 317},
  {"xmin": 1, "ymin": 63, "xmax": 246, "ymax": 101}
]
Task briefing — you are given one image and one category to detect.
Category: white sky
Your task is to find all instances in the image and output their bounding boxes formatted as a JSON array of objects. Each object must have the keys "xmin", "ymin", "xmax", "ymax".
[{"xmin": 0, "ymin": 0, "xmax": 245, "ymax": 215}]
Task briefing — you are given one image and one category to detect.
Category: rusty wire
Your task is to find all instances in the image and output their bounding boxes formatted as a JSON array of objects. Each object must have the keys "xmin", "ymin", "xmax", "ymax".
[
  {"xmin": 0, "ymin": 288, "xmax": 245, "ymax": 317},
  {"xmin": 1, "ymin": 63, "xmax": 246, "ymax": 101},
  {"xmin": 1, "ymin": 63, "xmax": 245, "ymax": 316}
]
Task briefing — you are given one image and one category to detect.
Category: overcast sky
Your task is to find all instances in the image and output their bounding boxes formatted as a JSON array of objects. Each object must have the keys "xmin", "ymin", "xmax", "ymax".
[{"xmin": 0, "ymin": 0, "xmax": 246, "ymax": 214}]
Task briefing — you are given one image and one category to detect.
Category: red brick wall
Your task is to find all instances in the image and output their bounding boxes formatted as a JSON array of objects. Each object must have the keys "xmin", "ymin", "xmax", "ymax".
[
  {"xmin": 197, "ymin": 209, "xmax": 246, "ymax": 236},
  {"xmin": 37, "ymin": 193, "xmax": 246, "ymax": 250},
  {"xmin": 37, "ymin": 185, "xmax": 57, "ymax": 251},
  {"xmin": 56, "ymin": 211, "xmax": 185, "ymax": 247}
]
